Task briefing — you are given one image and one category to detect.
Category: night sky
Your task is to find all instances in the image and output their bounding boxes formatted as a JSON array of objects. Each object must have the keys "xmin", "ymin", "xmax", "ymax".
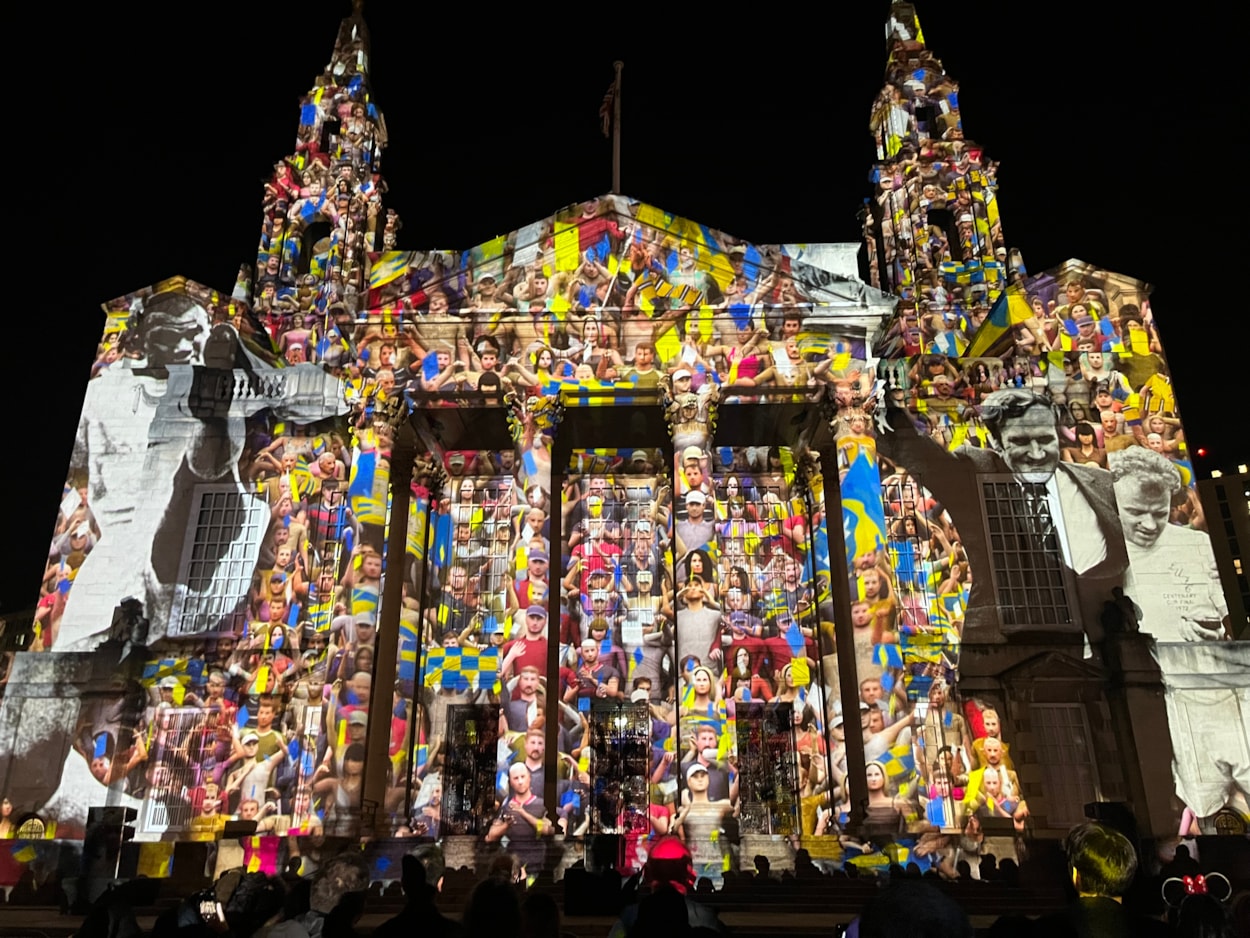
[{"xmin": 8, "ymin": 1, "xmax": 1228, "ymax": 614}]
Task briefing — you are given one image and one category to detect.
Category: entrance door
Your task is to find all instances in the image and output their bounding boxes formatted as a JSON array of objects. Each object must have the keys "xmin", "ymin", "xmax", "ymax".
[
  {"xmin": 587, "ymin": 702, "xmax": 651, "ymax": 835},
  {"xmin": 735, "ymin": 702, "xmax": 799, "ymax": 835},
  {"xmin": 442, "ymin": 704, "xmax": 500, "ymax": 835}
]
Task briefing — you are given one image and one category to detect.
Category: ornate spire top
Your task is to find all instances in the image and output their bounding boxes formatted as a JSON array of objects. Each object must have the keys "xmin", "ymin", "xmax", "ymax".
[{"xmin": 885, "ymin": 2, "xmax": 926, "ymax": 55}]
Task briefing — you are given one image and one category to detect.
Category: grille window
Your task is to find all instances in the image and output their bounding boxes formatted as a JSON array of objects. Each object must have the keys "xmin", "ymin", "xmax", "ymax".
[{"xmin": 169, "ymin": 486, "xmax": 267, "ymax": 636}]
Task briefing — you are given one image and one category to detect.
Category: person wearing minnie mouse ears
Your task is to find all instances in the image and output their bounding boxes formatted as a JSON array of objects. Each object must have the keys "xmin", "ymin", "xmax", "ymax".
[
  {"xmin": 1038, "ymin": 820, "xmax": 1169, "ymax": 937},
  {"xmin": 1163, "ymin": 869, "xmax": 1237, "ymax": 938}
]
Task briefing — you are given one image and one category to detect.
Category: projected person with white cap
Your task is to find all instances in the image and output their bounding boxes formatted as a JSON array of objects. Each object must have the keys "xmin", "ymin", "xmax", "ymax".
[
  {"xmin": 674, "ymin": 753, "xmax": 736, "ymax": 879},
  {"xmin": 224, "ymin": 727, "xmax": 286, "ymax": 809},
  {"xmin": 675, "ymin": 446, "xmax": 711, "ymax": 499},
  {"xmin": 663, "ymin": 370, "xmax": 720, "ymax": 454},
  {"xmin": 676, "ymin": 491, "xmax": 715, "ymax": 556}
]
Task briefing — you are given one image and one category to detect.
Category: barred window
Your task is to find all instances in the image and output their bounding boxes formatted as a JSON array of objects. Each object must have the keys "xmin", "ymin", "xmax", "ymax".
[
  {"xmin": 1031, "ymin": 703, "xmax": 1100, "ymax": 828},
  {"xmin": 881, "ymin": 473, "xmax": 938, "ymax": 632},
  {"xmin": 140, "ymin": 707, "xmax": 223, "ymax": 834},
  {"xmin": 441, "ymin": 476, "xmax": 515, "ymax": 633},
  {"xmin": 979, "ymin": 476, "xmax": 1075, "ymax": 628},
  {"xmin": 711, "ymin": 474, "xmax": 816, "ymax": 633},
  {"xmin": 169, "ymin": 486, "xmax": 268, "ymax": 636}
]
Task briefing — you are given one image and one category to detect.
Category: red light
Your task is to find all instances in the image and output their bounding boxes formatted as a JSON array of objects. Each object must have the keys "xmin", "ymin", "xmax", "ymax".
[{"xmin": 1196, "ymin": 448, "xmax": 1207, "ymax": 457}]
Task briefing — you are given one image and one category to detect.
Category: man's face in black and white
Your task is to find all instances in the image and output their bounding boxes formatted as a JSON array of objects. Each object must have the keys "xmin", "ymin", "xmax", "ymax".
[
  {"xmin": 1113, "ymin": 479, "xmax": 1171, "ymax": 550},
  {"xmin": 144, "ymin": 303, "xmax": 210, "ymax": 367},
  {"xmin": 997, "ymin": 407, "xmax": 1061, "ymax": 484}
]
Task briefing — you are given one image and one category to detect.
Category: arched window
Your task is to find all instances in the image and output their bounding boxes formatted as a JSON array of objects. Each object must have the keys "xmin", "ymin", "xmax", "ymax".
[
  {"xmin": 320, "ymin": 117, "xmax": 340, "ymax": 154},
  {"xmin": 299, "ymin": 221, "xmax": 333, "ymax": 277}
]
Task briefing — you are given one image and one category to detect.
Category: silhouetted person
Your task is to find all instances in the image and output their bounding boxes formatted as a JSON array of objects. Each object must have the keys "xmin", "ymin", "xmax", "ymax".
[
  {"xmin": 979, "ymin": 854, "xmax": 998, "ymax": 882},
  {"xmin": 520, "ymin": 892, "xmax": 563, "ymax": 938},
  {"xmin": 609, "ymin": 836, "xmax": 727, "ymax": 937},
  {"xmin": 631, "ymin": 885, "xmax": 692, "ymax": 938},
  {"xmin": 752, "ymin": 855, "xmax": 775, "ymax": 883},
  {"xmin": 567, "ymin": 835, "xmax": 623, "ymax": 914},
  {"xmin": 998, "ymin": 858, "xmax": 1020, "ymax": 887},
  {"xmin": 267, "ymin": 853, "xmax": 370, "ymax": 938},
  {"xmin": 1174, "ymin": 894, "xmax": 1237, "ymax": 938},
  {"xmin": 373, "ymin": 845, "xmax": 465, "ymax": 938},
  {"xmin": 462, "ymin": 876, "xmax": 522, "ymax": 938},
  {"xmin": 1161, "ymin": 842, "xmax": 1201, "ymax": 881},
  {"xmin": 1037, "ymin": 821, "xmax": 1168, "ymax": 938},
  {"xmin": 852, "ymin": 880, "xmax": 972, "ymax": 938},
  {"xmin": 988, "ymin": 915, "xmax": 1041, "ymax": 938},
  {"xmin": 792, "ymin": 848, "xmax": 820, "ymax": 880}
]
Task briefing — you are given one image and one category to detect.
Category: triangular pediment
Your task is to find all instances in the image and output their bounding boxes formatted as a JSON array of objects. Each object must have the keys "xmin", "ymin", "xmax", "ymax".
[
  {"xmin": 998, "ymin": 650, "xmax": 1105, "ymax": 682},
  {"xmin": 98, "ymin": 274, "xmax": 278, "ymax": 367},
  {"xmin": 102, "ymin": 274, "xmax": 226, "ymax": 312},
  {"xmin": 366, "ymin": 194, "xmax": 895, "ymax": 334}
]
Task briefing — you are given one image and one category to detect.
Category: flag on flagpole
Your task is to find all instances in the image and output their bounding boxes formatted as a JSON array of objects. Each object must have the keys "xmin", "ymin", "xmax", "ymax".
[{"xmin": 600, "ymin": 79, "xmax": 617, "ymax": 138}]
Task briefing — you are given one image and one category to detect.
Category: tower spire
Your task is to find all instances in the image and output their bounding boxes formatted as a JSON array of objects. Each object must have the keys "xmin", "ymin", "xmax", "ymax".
[
  {"xmin": 249, "ymin": 2, "xmax": 395, "ymax": 355},
  {"xmin": 863, "ymin": 1, "xmax": 1021, "ymax": 358}
]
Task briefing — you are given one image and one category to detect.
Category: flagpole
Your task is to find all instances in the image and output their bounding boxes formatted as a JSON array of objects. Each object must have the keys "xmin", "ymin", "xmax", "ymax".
[{"xmin": 611, "ymin": 61, "xmax": 623, "ymax": 194}]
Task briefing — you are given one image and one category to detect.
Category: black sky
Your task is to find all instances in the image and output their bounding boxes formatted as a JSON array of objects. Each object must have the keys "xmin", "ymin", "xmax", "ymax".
[{"xmin": 6, "ymin": 1, "xmax": 1230, "ymax": 613}]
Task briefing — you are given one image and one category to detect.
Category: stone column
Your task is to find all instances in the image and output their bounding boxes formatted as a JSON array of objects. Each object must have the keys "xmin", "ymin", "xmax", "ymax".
[
  {"xmin": 505, "ymin": 392, "xmax": 564, "ymax": 822},
  {"xmin": 362, "ymin": 395, "xmax": 417, "ymax": 834},
  {"xmin": 824, "ymin": 379, "xmax": 883, "ymax": 836}
]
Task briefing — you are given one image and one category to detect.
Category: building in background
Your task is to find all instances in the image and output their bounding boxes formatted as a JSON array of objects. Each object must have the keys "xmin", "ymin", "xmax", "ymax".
[
  {"xmin": 0, "ymin": 0, "xmax": 1245, "ymax": 893},
  {"xmin": 1198, "ymin": 465, "xmax": 1250, "ymax": 640}
]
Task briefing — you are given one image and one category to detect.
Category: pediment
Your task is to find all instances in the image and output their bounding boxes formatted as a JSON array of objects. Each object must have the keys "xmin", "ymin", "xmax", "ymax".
[
  {"xmin": 98, "ymin": 275, "xmax": 278, "ymax": 367},
  {"xmin": 102, "ymin": 275, "xmax": 236, "ymax": 315},
  {"xmin": 998, "ymin": 649, "xmax": 1105, "ymax": 682},
  {"xmin": 366, "ymin": 194, "xmax": 895, "ymax": 326}
]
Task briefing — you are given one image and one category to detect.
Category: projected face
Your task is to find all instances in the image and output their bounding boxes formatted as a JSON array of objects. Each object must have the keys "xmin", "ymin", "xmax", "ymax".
[
  {"xmin": 996, "ymin": 407, "xmax": 1060, "ymax": 483},
  {"xmin": 865, "ymin": 763, "xmax": 885, "ymax": 791},
  {"xmin": 982, "ymin": 769, "xmax": 1002, "ymax": 798},
  {"xmin": 520, "ymin": 670, "xmax": 540, "ymax": 700},
  {"xmin": 693, "ymin": 668, "xmax": 712, "ymax": 696},
  {"xmin": 982, "ymin": 710, "xmax": 1000, "ymax": 738},
  {"xmin": 508, "ymin": 763, "xmax": 532, "ymax": 797},
  {"xmin": 1113, "ymin": 480, "xmax": 1171, "ymax": 550},
  {"xmin": 144, "ymin": 301, "xmax": 211, "ymax": 367}
]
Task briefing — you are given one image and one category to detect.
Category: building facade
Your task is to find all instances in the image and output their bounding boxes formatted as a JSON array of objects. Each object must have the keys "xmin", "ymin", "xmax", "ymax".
[{"xmin": 0, "ymin": 0, "xmax": 1246, "ymax": 888}]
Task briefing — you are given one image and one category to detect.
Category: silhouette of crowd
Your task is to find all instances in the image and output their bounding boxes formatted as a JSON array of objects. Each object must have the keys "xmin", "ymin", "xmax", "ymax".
[{"xmin": 66, "ymin": 824, "xmax": 1246, "ymax": 938}]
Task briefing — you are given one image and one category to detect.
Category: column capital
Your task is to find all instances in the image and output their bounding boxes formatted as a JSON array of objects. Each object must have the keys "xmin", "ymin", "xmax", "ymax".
[
  {"xmin": 504, "ymin": 391, "xmax": 564, "ymax": 446},
  {"xmin": 660, "ymin": 372, "xmax": 720, "ymax": 455}
]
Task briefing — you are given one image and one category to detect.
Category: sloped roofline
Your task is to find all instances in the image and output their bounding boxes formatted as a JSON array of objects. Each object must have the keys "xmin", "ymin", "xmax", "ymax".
[{"xmin": 393, "ymin": 193, "xmax": 895, "ymax": 312}]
